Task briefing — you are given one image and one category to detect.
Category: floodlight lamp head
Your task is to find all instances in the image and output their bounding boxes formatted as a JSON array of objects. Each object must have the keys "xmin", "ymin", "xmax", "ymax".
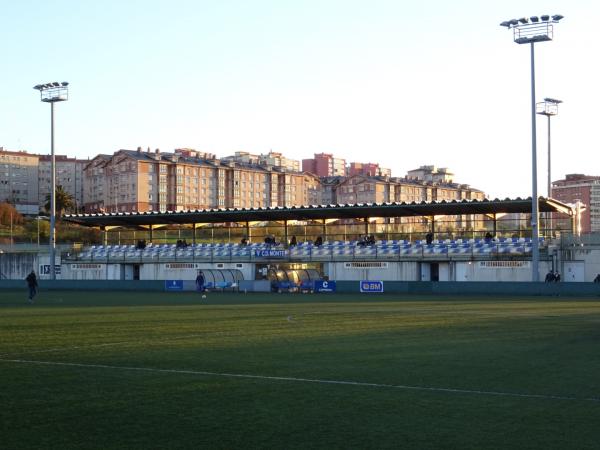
[
  {"xmin": 518, "ymin": 17, "xmax": 529, "ymax": 24},
  {"xmin": 541, "ymin": 15, "xmax": 550, "ymax": 21},
  {"xmin": 61, "ymin": 81, "xmax": 69, "ymax": 86},
  {"xmin": 52, "ymin": 82, "xmax": 60, "ymax": 87},
  {"xmin": 500, "ymin": 21, "xmax": 511, "ymax": 28},
  {"xmin": 552, "ymin": 14, "xmax": 564, "ymax": 21},
  {"xmin": 544, "ymin": 98, "xmax": 563, "ymax": 104},
  {"xmin": 33, "ymin": 84, "xmax": 42, "ymax": 90},
  {"xmin": 530, "ymin": 16, "xmax": 539, "ymax": 23},
  {"xmin": 509, "ymin": 19, "xmax": 519, "ymax": 26}
]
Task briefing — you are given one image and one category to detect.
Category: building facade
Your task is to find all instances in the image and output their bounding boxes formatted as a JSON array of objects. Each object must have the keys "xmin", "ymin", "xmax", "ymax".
[
  {"xmin": 223, "ymin": 150, "xmax": 300, "ymax": 172},
  {"xmin": 0, "ymin": 148, "xmax": 40, "ymax": 215},
  {"xmin": 38, "ymin": 155, "xmax": 85, "ymax": 213},
  {"xmin": 348, "ymin": 162, "xmax": 391, "ymax": 177},
  {"xmin": 335, "ymin": 174, "xmax": 484, "ymax": 205},
  {"xmin": 552, "ymin": 174, "xmax": 600, "ymax": 233},
  {"xmin": 302, "ymin": 153, "xmax": 347, "ymax": 177},
  {"xmin": 82, "ymin": 148, "xmax": 321, "ymax": 213},
  {"xmin": 0, "ymin": 148, "xmax": 88, "ymax": 215}
]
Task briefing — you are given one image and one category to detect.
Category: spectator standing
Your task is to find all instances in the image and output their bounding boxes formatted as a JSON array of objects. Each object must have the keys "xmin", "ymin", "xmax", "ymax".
[
  {"xmin": 196, "ymin": 271, "xmax": 205, "ymax": 292},
  {"xmin": 545, "ymin": 271, "xmax": 555, "ymax": 283}
]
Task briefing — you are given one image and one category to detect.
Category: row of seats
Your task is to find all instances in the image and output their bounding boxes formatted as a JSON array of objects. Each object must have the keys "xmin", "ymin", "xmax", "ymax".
[
  {"xmin": 87, "ymin": 236, "xmax": 543, "ymax": 252},
  {"xmin": 75, "ymin": 239, "xmax": 541, "ymax": 260}
]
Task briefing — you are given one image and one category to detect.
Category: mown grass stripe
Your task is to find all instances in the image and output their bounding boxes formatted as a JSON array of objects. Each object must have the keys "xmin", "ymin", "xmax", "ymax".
[{"xmin": 2, "ymin": 358, "xmax": 598, "ymax": 404}]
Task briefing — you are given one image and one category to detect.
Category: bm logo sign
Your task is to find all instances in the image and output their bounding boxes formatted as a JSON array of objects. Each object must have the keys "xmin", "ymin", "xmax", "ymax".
[{"xmin": 360, "ymin": 280, "xmax": 384, "ymax": 293}]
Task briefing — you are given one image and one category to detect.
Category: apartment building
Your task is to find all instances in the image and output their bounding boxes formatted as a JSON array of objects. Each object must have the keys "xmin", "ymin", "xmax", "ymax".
[
  {"xmin": 38, "ymin": 155, "xmax": 85, "ymax": 213},
  {"xmin": 348, "ymin": 162, "xmax": 391, "ymax": 177},
  {"xmin": 333, "ymin": 173, "xmax": 485, "ymax": 233},
  {"xmin": 0, "ymin": 148, "xmax": 39, "ymax": 215},
  {"xmin": 335, "ymin": 174, "xmax": 484, "ymax": 205},
  {"xmin": 83, "ymin": 148, "xmax": 321, "ymax": 213},
  {"xmin": 0, "ymin": 148, "xmax": 88, "ymax": 215},
  {"xmin": 302, "ymin": 153, "xmax": 346, "ymax": 177},
  {"xmin": 407, "ymin": 165, "xmax": 454, "ymax": 183},
  {"xmin": 552, "ymin": 174, "xmax": 600, "ymax": 233},
  {"xmin": 223, "ymin": 151, "xmax": 300, "ymax": 172}
]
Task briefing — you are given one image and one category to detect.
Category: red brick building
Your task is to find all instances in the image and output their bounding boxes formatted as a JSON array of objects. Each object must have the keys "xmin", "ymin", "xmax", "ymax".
[{"xmin": 552, "ymin": 174, "xmax": 600, "ymax": 233}]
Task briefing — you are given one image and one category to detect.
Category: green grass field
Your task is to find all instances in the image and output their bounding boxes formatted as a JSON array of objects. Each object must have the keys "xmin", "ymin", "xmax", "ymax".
[{"xmin": 1, "ymin": 290, "xmax": 599, "ymax": 450}]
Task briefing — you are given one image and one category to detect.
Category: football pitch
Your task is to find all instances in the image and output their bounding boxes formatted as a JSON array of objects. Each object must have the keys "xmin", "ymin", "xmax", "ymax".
[{"xmin": 1, "ymin": 291, "xmax": 599, "ymax": 450}]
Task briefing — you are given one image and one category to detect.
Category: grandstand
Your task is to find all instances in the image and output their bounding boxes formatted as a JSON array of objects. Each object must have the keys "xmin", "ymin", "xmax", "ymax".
[
  {"xmin": 2, "ymin": 197, "xmax": 587, "ymax": 284},
  {"xmin": 46, "ymin": 197, "xmax": 577, "ymax": 284}
]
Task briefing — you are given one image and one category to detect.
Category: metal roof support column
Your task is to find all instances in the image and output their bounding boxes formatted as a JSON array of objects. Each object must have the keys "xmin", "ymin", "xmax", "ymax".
[
  {"xmin": 284, "ymin": 220, "xmax": 288, "ymax": 247},
  {"xmin": 192, "ymin": 224, "xmax": 196, "ymax": 246},
  {"xmin": 431, "ymin": 216, "xmax": 435, "ymax": 237},
  {"xmin": 102, "ymin": 226, "xmax": 107, "ymax": 246},
  {"xmin": 322, "ymin": 219, "xmax": 327, "ymax": 241},
  {"xmin": 493, "ymin": 214, "xmax": 497, "ymax": 238},
  {"xmin": 245, "ymin": 221, "xmax": 250, "ymax": 242},
  {"xmin": 149, "ymin": 225, "xmax": 153, "ymax": 243},
  {"xmin": 364, "ymin": 218, "xmax": 369, "ymax": 237}
]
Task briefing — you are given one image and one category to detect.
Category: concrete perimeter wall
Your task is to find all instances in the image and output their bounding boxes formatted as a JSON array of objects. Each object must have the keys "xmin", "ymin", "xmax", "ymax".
[
  {"xmin": 1, "ymin": 280, "xmax": 600, "ymax": 297},
  {"xmin": 0, "ymin": 280, "xmax": 164, "ymax": 291}
]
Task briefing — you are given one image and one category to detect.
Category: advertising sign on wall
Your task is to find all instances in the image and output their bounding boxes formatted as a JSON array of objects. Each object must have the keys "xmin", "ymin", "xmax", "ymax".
[
  {"xmin": 39, "ymin": 264, "xmax": 61, "ymax": 275},
  {"xmin": 164, "ymin": 280, "xmax": 184, "ymax": 291},
  {"xmin": 360, "ymin": 280, "xmax": 384, "ymax": 293},
  {"xmin": 254, "ymin": 249, "xmax": 288, "ymax": 258},
  {"xmin": 315, "ymin": 280, "xmax": 336, "ymax": 292}
]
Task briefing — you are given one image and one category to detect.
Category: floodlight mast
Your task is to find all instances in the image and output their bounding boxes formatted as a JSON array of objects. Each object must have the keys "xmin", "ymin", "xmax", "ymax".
[
  {"xmin": 537, "ymin": 98, "xmax": 562, "ymax": 235},
  {"xmin": 500, "ymin": 14, "xmax": 563, "ymax": 282},
  {"xmin": 33, "ymin": 82, "xmax": 69, "ymax": 280}
]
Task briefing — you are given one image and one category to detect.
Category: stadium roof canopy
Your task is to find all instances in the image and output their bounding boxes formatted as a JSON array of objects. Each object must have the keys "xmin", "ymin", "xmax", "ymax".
[{"xmin": 64, "ymin": 197, "xmax": 574, "ymax": 229}]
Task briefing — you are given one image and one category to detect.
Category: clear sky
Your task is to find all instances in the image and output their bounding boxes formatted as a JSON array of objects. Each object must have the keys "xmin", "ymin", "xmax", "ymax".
[{"xmin": 1, "ymin": 0, "xmax": 597, "ymax": 199}]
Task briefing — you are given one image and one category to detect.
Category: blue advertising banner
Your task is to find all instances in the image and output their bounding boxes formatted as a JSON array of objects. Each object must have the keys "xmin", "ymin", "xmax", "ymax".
[
  {"xmin": 165, "ymin": 280, "xmax": 184, "ymax": 291},
  {"xmin": 315, "ymin": 280, "xmax": 336, "ymax": 293},
  {"xmin": 360, "ymin": 280, "xmax": 384, "ymax": 293},
  {"xmin": 254, "ymin": 249, "xmax": 288, "ymax": 258}
]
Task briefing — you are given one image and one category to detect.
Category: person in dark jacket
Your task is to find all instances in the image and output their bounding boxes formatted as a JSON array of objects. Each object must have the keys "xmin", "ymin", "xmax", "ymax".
[
  {"xmin": 195, "ymin": 271, "xmax": 205, "ymax": 292},
  {"xmin": 25, "ymin": 271, "xmax": 38, "ymax": 303},
  {"xmin": 554, "ymin": 272, "xmax": 561, "ymax": 282}
]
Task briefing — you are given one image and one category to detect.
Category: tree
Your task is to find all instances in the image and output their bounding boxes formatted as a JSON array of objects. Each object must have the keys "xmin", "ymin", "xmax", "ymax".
[
  {"xmin": 0, "ymin": 202, "xmax": 22, "ymax": 226},
  {"xmin": 44, "ymin": 185, "xmax": 75, "ymax": 218}
]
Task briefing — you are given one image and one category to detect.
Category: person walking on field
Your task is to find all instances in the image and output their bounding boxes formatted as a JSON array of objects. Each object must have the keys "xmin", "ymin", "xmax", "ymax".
[{"xmin": 25, "ymin": 270, "xmax": 38, "ymax": 303}]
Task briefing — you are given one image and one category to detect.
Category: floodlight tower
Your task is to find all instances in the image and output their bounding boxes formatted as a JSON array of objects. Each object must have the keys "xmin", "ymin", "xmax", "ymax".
[
  {"xmin": 537, "ymin": 97, "xmax": 562, "ymax": 236},
  {"xmin": 33, "ymin": 82, "xmax": 69, "ymax": 280},
  {"xmin": 536, "ymin": 98, "xmax": 562, "ymax": 198},
  {"xmin": 500, "ymin": 14, "xmax": 563, "ymax": 281}
]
